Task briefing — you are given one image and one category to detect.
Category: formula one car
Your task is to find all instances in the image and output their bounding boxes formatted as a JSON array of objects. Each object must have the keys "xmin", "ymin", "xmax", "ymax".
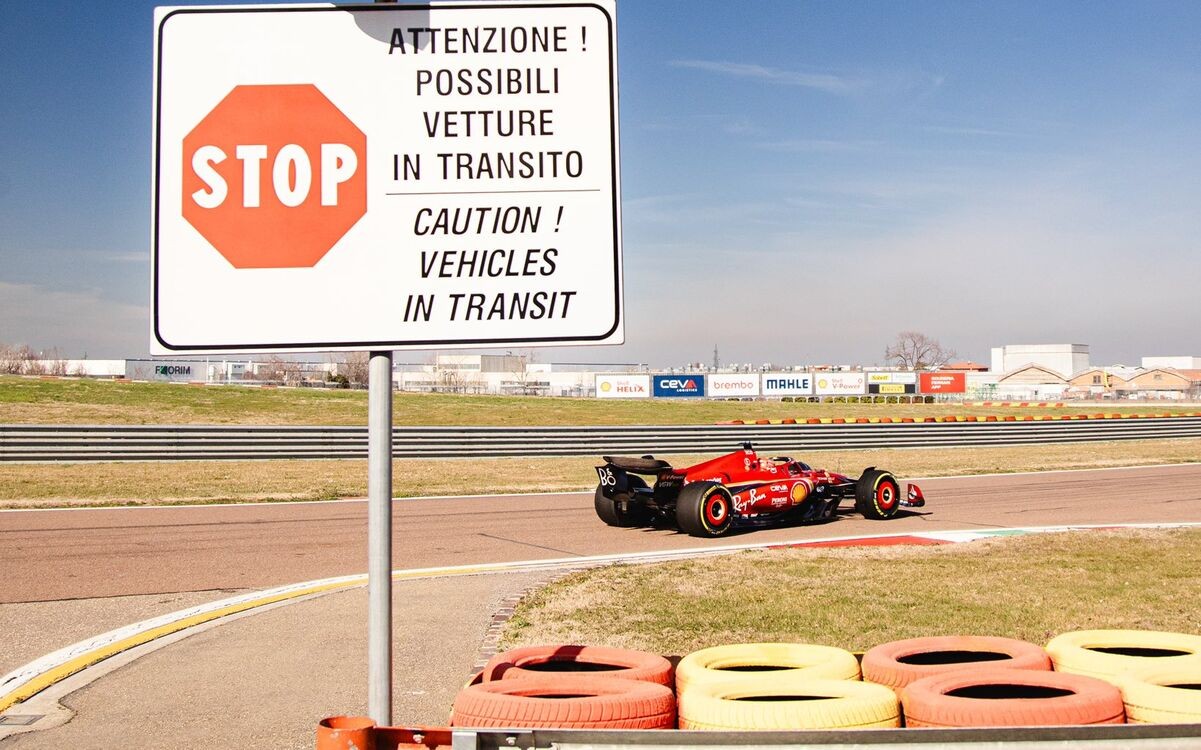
[{"xmin": 594, "ymin": 443, "xmax": 925, "ymax": 538}]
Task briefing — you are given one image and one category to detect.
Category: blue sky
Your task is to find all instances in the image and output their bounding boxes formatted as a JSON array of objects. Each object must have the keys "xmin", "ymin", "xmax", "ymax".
[{"xmin": 2, "ymin": 1, "xmax": 1200, "ymax": 367}]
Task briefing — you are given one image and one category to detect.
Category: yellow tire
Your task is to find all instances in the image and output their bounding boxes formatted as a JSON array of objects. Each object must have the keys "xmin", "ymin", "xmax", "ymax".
[
  {"xmin": 678, "ymin": 675, "xmax": 899, "ymax": 730},
  {"xmin": 676, "ymin": 643, "xmax": 861, "ymax": 696},
  {"xmin": 1117, "ymin": 660, "xmax": 1201, "ymax": 723},
  {"xmin": 1046, "ymin": 630, "xmax": 1201, "ymax": 683}
]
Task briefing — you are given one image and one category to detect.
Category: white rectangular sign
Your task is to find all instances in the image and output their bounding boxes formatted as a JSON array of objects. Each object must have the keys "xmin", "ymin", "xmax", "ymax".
[
  {"xmin": 152, "ymin": 2, "xmax": 621, "ymax": 353},
  {"xmin": 867, "ymin": 372, "xmax": 918, "ymax": 384},
  {"xmin": 595, "ymin": 374, "xmax": 650, "ymax": 398},
  {"xmin": 760, "ymin": 373, "xmax": 812, "ymax": 396},
  {"xmin": 814, "ymin": 372, "xmax": 866, "ymax": 395},
  {"xmin": 708, "ymin": 374, "xmax": 760, "ymax": 398}
]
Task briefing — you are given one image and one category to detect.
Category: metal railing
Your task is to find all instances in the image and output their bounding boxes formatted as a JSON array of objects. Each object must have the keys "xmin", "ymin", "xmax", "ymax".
[{"xmin": 2, "ymin": 416, "xmax": 1200, "ymax": 461}]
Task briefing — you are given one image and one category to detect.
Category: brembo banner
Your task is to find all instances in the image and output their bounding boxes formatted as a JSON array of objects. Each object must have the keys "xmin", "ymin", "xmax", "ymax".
[{"xmin": 708, "ymin": 374, "xmax": 760, "ymax": 397}]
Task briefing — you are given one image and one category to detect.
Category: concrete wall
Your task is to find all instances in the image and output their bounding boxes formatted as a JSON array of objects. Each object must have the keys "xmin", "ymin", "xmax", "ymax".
[{"xmin": 1142, "ymin": 356, "xmax": 1201, "ymax": 369}]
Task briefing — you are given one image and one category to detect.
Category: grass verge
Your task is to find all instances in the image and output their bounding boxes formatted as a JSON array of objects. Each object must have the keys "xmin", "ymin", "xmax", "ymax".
[
  {"xmin": 1, "ymin": 375, "xmax": 1197, "ymax": 426},
  {"xmin": 1, "ymin": 438, "xmax": 1198, "ymax": 509},
  {"xmin": 499, "ymin": 528, "xmax": 1201, "ymax": 654}
]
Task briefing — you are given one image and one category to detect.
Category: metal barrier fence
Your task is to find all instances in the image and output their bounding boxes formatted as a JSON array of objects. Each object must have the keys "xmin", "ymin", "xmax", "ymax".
[
  {"xmin": 436, "ymin": 724, "xmax": 1201, "ymax": 750},
  {"xmin": 2, "ymin": 416, "xmax": 1200, "ymax": 461}
]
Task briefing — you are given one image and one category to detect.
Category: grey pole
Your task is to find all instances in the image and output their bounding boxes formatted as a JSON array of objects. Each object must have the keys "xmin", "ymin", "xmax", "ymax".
[{"xmin": 367, "ymin": 350, "xmax": 393, "ymax": 725}]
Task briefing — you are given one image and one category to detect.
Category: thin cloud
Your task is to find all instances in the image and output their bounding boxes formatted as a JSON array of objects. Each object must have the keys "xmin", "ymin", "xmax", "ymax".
[
  {"xmin": 669, "ymin": 59, "xmax": 860, "ymax": 93},
  {"xmin": 922, "ymin": 124, "xmax": 1024, "ymax": 137},
  {"xmin": 103, "ymin": 251, "xmax": 149, "ymax": 263},
  {"xmin": 755, "ymin": 138, "xmax": 877, "ymax": 153}
]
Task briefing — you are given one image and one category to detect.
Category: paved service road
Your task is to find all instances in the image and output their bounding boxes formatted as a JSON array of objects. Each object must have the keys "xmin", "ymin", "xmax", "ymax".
[{"xmin": 3, "ymin": 464, "xmax": 1200, "ymax": 604}]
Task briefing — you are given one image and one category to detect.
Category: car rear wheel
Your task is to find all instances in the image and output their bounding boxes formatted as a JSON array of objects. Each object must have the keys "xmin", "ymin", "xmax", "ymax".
[
  {"xmin": 676, "ymin": 481, "xmax": 734, "ymax": 537},
  {"xmin": 855, "ymin": 469, "xmax": 901, "ymax": 520},
  {"xmin": 594, "ymin": 475, "xmax": 651, "ymax": 528}
]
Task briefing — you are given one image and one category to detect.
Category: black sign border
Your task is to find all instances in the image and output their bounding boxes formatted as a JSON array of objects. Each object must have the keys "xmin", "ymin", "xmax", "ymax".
[{"xmin": 153, "ymin": 2, "xmax": 622, "ymax": 352}]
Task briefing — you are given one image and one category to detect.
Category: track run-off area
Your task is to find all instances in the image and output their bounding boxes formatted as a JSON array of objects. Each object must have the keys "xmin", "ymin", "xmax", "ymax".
[{"xmin": 1, "ymin": 463, "xmax": 1200, "ymax": 746}]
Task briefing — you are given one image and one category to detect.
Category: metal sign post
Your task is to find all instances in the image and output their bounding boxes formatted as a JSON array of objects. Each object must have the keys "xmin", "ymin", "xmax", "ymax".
[{"xmin": 367, "ymin": 350, "xmax": 393, "ymax": 725}]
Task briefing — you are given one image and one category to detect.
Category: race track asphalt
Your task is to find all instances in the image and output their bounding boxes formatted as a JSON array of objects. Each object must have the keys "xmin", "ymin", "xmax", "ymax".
[
  {"xmin": 1, "ymin": 463, "xmax": 1199, "ymax": 748},
  {"xmin": 4, "ymin": 463, "xmax": 1201, "ymax": 604}
]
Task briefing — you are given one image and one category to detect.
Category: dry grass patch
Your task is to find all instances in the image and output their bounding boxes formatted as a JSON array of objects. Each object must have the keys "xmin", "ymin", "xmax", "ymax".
[
  {"xmin": 500, "ymin": 528, "xmax": 1201, "ymax": 655},
  {"xmin": 1, "ymin": 438, "xmax": 1198, "ymax": 508}
]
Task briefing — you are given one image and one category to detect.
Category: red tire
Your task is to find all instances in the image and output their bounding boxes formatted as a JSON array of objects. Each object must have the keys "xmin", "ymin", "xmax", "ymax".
[
  {"xmin": 862, "ymin": 636, "xmax": 1051, "ymax": 692},
  {"xmin": 450, "ymin": 676, "xmax": 676, "ymax": 729},
  {"xmin": 902, "ymin": 668, "xmax": 1125, "ymax": 728},
  {"xmin": 482, "ymin": 645, "xmax": 674, "ymax": 687}
]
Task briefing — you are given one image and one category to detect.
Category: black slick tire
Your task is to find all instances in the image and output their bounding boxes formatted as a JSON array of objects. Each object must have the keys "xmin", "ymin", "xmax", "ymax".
[
  {"xmin": 676, "ymin": 481, "xmax": 734, "ymax": 538},
  {"xmin": 856, "ymin": 468, "xmax": 901, "ymax": 520},
  {"xmin": 594, "ymin": 476, "xmax": 650, "ymax": 528}
]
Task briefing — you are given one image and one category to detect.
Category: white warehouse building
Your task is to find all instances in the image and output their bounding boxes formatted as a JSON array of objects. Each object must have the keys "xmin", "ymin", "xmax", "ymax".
[{"xmin": 990, "ymin": 344, "xmax": 1089, "ymax": 379}]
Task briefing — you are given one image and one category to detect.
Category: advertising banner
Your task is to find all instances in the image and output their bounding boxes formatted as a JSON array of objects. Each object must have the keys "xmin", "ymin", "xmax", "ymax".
[
  {"xmin": 127, "ymin": 359, "xmax": 203, "ymax": 382},
  {"xmin": 760, "ymin": 373, "xmax": 813, "ymax": 396},
  {"xmin": 814, "ymin": 372, "xmax": 866, "ymax": 395},
  {"xmin": 708, "ymin": 373, "xmax": 760, "ymax": 398},
  {"xmin": 653, "ymin": 375, "xmax": 705, "ymax": 398},
  {"xmin": 919, "ymin": 372, "xmax": 967, "ymax": 393},
  {"xmin": 867, "ymin": 372, "xmax": 917, "ymax": 384},
  {"xmin": 595, "ymin": 374, "xmax": 650, "ymax": 399},
  {"xmin": 869, "ymin": 383, "xmax": 915, "ymax": 394}
]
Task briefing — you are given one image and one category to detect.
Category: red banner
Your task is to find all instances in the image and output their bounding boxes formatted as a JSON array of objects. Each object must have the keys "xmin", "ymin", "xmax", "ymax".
[{"xmin": 919, "ymin": 372, "xmax": 966, "ymax": 393}]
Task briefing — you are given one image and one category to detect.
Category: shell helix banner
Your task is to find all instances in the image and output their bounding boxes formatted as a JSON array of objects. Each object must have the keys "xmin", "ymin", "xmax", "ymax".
[
  {"xmin": 652, "ymin": 375, "xmax": 705, "ymax": 398},
  {"xmin": 594, "ymin": 374, "xmax": 650, "ymax": 399}
]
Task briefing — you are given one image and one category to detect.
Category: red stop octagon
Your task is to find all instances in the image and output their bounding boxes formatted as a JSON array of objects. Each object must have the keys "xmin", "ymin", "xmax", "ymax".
[{"xmin": 182, "ymin": 84, "xmax": 367, "ymax": 269}]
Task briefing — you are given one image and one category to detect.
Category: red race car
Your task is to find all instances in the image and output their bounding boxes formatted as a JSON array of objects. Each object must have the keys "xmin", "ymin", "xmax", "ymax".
[{"xmin": 594, "ymin": 443, "xmax": 925, "ymax": 538}]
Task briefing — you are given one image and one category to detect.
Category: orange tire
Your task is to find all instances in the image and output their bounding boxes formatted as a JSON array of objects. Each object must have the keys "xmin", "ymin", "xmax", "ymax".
[
  {"xmin": 902, "ymin": 668, "xmax": 1125, "ymax": 728},
  {"xmin": 450, "ymin": 676, "xmax": 675, "ymax": 729},
  {"xmin": 482, "ymin": 645, "xmax": 673, "ymax": 686},
  {"xmin": 862, "ymin": 636, "xmax": 1051, "ymax": 692}
]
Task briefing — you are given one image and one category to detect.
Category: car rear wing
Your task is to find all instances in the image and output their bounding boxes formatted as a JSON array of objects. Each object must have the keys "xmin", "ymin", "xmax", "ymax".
[{"xmin": 600, "ymin": 455, "xmax": 673, "ymax": 475}]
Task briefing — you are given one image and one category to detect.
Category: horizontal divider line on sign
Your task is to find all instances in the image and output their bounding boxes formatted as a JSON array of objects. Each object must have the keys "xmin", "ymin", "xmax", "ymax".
[{"xmin": 1, "ymin": 418, "xmax": 1199, "ymax": 461}]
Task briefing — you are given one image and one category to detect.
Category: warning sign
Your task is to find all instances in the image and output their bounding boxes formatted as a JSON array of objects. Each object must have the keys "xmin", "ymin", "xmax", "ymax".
[{"xmin": 153, "ymin": 1, "xmax": 622, "ymax": 353}]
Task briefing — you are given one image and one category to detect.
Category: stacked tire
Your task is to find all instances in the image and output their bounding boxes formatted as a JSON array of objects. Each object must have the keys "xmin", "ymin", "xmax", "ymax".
[
  {"xmin": 451, "ymin": 645, "xmax": 676, "ymax": 729},
  {"xmin": 862, "ymin": 635, "xmax": 1123, "ymax": 727},
  {"xmin": 674, "ymin": 643, "xmax": 899, "ymax": 730},
  {"xmin": 1047, "ymin": 629, "xmax": 1201, "ymax": 724}
]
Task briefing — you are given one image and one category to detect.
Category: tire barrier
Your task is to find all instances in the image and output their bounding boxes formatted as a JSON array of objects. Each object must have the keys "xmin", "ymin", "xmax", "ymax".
[
  {"xmin": 675, "ymin": 643, "xmax": 860, "ymax": 696},
  {"xmin": 1046, "ymin": 629, "xmax": 1201, "ymax": 682},
  {"xmin": 677, "ymin": 675, "xmax": 900, "ymax": 730},
  {"xmin": 901, "ymin": 668, "xmax": 1125, "ymax": 728},
  {"xmin": 450, "ymin": 675, "xmax": 676, "ymax": 729},
  {"xmin": 482, "ymin": 645, "xmax": 673, "ymax": 687},
  {"xmin": 1117, "ymin": 661, "xmax": 1201, "ymax": 723},
  {"xmin": 862, "ymin": 635, "xmax": 1052, "ymax": 693},
  {"xmin": 5, "ymin": 413, "xmax": 1201, "ymax": 461},
  {"xmin": 339, "ymin": 629, "xmax": 1201, "ymax": 738}
]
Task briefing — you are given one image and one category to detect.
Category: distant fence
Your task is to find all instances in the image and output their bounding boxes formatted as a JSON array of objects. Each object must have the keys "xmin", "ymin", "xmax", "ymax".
[{"xmin": 2, "ymin": 416, "xmax": 1200, "ymax": 461}]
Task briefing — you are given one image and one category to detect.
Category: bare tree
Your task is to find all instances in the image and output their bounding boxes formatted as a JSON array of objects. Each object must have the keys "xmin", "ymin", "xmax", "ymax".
[
  {"xmin": 342, "ymin": 352, "xmax": 370, "ymax": 386},
  {"xmin": 0, "ymin": 345, "xmax": 22, "ymax": 374},
  {"xmin": 885, "ymin": 331, "xmax": 956, "ymax": 370}
]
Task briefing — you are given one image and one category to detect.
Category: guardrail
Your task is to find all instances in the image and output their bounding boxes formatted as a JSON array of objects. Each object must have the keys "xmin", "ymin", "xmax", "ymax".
[{"xmin": 2, "ymin": 416, "xmax": 1200, "ymax": 461}]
